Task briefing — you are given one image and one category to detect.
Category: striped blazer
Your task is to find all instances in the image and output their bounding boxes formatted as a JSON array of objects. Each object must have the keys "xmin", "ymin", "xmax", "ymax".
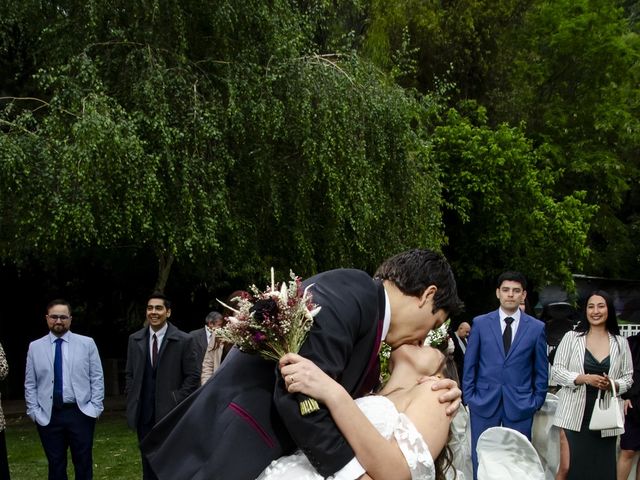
[
  {"xmin": 552, "ymin": 330, "xmax": 633, "ymax": 437},
  {"xmin": 0, "ymin": 342, "xmax": 8, "ymax": 432}
]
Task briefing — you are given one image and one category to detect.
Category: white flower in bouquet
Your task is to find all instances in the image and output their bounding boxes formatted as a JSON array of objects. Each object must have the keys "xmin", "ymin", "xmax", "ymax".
[{"xmin": 424, "ymin": 319, "xmax": 451, "ymax": 350}]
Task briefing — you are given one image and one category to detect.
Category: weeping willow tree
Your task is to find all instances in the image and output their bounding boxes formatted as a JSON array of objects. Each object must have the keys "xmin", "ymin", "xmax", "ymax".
[{"xmin": 0, "ymin": 0, "xmax": 446, "ymax": 292}]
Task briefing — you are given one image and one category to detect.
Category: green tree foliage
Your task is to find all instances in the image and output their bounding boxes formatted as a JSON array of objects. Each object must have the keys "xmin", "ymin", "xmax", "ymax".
[
  {"xmin": 0, "ymin": 0, "xmax": 445, "ymax": 294},
  {"xmin": 1, "ymin": 38, "xmax": 231, "ymax": 291},
  {"xmin": 2, "ymin": 0, "xmax": 631, "ymax": 325},
  {"xmin": 220, "ymin": 54, "xmax": 445, "ymax": 277},
  {"xmin": 361, "ymin": 0, "xmax": 640, "ymax": 282},
  {"xmin": 432, "ymin": 104, "xmax": 594, "ymax": 289},
  {"xmin": 487, "ymin": 0, "xmax": 640, "ymax": 278},
  {"xmin": 362, "ymin": 0, "xmax": 531, "ymax": 96}
]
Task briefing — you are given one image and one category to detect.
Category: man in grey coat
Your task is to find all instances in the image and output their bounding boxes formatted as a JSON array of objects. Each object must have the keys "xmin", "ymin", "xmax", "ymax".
[
  {"xmin": 189, "ymin": 310, "xmax": 224, "ymax": 369},
  {"xmin": 125, "ymin": 292, "xmax": 200, "ymax": 480}
]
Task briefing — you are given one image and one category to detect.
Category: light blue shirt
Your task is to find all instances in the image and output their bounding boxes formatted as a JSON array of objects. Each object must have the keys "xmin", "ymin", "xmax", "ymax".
[{"xmin": 49, "ymin": 331, "xmax": 76, "ymax": 404}]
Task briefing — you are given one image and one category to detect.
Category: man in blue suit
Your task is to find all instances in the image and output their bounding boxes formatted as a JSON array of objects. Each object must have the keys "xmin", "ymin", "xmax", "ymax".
[
  {"xmin": 24, "ymin": 299, "xmax": 104, "ymax": 480},
  {"xmin": 462, "ymin": 271, "xmax": 548, "ymax": 479}
]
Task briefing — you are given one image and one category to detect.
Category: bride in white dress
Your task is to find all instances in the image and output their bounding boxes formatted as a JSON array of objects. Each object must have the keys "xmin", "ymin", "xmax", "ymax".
[{"xmin": 257, "ymin": 344, "xmax": 456, "ymax": 480}]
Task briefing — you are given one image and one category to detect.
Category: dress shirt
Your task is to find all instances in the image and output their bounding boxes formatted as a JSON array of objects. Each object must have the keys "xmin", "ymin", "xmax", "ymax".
[
  {"xmin": 49, "ymin": 332, "xmax": 76, "ymax": 404},
  {"xmin": 381, "ymin": 288, "xmax": 391, "ymax": 343},
  {"xmin": 334, "ymin": 287, "xmax": 391, "ymax": 480},
  {"xmin": 455, "ymin": 333, "xmax": 467, "ymax": 353},
  {"xmin": 499, "ymin": 308, "xmax": 521, "ymax": 342},
  {"xmin": 149, "ymin": 323, "xmax": 168, "ymax": 364}
]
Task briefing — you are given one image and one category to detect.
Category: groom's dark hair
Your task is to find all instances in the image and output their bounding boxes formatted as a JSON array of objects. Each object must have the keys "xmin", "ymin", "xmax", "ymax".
[{"xmin": 374, "ymin": 249, "xmax": 463, "ymax": 315}]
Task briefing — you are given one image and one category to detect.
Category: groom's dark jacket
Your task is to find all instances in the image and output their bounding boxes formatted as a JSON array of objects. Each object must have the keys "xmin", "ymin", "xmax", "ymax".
[{"xmin": 142, "ymin": 268, "xmax": 385, "ymax": 480}]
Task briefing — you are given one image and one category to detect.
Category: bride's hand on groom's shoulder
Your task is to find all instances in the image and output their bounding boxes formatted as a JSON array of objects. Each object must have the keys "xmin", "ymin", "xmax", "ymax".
[
  {"xmin": 279, "ymin": 353, "xmax": 345, "ymax": 406},
  {"xmin": 416, "ymin": 377, "xmax": 461, "ymax": 417}
]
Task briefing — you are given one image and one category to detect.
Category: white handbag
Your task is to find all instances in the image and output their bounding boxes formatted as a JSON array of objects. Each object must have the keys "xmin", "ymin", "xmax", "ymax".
[{"xmin": 589, "ymin": 379, "xmax": 624, "ymax": 430}]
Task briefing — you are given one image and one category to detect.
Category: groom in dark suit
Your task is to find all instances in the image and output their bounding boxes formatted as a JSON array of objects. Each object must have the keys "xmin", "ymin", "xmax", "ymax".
[
  {"xmin": 462, "ymin": 271, "xmax": 548, "ymax": 480},
  {"xmin": 142, "ymin": 249, "xmax": 463, "ymax": 480}
]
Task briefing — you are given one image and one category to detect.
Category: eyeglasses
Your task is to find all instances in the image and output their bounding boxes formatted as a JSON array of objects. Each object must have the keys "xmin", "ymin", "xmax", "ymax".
[{"xmin": 48, "ymin": 314, "xmax": 70, "ymax": 321}]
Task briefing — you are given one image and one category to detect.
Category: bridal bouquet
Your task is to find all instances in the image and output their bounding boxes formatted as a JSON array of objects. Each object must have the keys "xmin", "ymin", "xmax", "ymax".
[{"xmin": 216, "ymin": 268, "xmax": 322, "ymax": 415}]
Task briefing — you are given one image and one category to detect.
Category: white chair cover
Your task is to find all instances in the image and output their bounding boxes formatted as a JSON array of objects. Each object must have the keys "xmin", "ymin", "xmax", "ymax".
[
  {"xmin": 531, "ymin": 393, "xmax": 560, "ymax": 480},
  {"xmin": 477, "ymin": 427, "xmax": 545, "ymax": 480}
]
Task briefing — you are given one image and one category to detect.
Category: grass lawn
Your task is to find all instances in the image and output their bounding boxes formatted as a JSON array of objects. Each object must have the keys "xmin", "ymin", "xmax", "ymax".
[{"xmin": 5, "ymin": 411, "xmax": 141, "ymax": 479}]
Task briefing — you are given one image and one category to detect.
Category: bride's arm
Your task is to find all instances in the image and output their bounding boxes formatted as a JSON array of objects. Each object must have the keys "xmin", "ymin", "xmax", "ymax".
[
  {"xmin": 318, "ymin": 379, "xmax": 412, "ymax": 480},
  {"xmin": 281, "ymin": 353, "xmax": 449, "ymax": 480}
]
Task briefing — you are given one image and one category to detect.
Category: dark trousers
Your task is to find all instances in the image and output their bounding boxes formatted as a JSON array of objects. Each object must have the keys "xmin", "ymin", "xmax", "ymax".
[
  {"xmin": 0, "ymin": 429, "xmax": 10, "ymax": 480},
  {"xmin": 37, "ymin": 404, "xmax": 96, "ymax": 480},
  {"xmin": 137, "ymin": 421, "xmax": 158, "ymax": 480}
]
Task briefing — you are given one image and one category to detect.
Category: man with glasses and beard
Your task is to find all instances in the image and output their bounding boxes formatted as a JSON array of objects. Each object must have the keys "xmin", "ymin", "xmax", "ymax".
[{"xmin": 24, "ymin": 299, "xmax": 104, "ymax": 480}]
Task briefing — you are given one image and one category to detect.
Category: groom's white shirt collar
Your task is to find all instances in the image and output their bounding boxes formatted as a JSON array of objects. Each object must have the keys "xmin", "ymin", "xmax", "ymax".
[{"xmin": 381, "ymin": 288, "xmax": 391, "ymax": 342}]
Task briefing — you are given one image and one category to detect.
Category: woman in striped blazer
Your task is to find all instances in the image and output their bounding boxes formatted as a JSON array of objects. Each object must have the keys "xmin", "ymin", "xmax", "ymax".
[{"xmin": 552, "ymin": 290, "xmax": 633, "ymax": 480}]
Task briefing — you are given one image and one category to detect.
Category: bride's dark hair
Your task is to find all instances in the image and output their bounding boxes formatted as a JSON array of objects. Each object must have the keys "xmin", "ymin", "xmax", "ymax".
[
  {"xmin": 431, "ymin": 341, "xmax": 458, "ymax": 480},
  {"xmin": 432, "ymin": 360, "xmax": 457, "ymax": 480},
  {"xmin": 435, "ymin": 433, "xmax": 456, "ymax": 480}
]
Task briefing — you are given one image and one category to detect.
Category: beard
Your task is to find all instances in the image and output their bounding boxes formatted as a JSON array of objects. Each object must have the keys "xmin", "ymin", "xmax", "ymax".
[{"xmin": 50, "ymin": 323, "xmax": 69, "ymax": 335}]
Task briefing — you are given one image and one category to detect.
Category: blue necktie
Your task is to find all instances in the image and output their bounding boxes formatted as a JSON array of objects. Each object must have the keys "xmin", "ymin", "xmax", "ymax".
[{"xmin": 53, "ymin": 338, "xmax": 63, "ymax": 408}]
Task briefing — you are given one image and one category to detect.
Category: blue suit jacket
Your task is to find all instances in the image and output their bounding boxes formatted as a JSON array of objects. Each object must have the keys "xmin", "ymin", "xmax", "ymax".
[
  {"xmin": 462, "ymin": 310, "xmax": 548, "ymax": 421},
  {"xmin": 25, "ymin": 332, "xmax": 104, "ymax": 426}
]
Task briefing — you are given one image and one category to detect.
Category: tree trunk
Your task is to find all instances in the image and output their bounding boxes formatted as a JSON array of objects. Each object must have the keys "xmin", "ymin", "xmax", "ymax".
[{"xmin": 154, "ymin": 250, "xmax": 175, "ymax": 293}]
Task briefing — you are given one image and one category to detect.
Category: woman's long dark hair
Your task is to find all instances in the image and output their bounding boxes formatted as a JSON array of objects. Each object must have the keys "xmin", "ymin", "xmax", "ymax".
[
  {"xmin": 432, "ymin": 340, "xmax": 458, "ymax": 480},
  {"xmin": 575, "ymin": 290, "xmax": 620, "ymax": 336}
]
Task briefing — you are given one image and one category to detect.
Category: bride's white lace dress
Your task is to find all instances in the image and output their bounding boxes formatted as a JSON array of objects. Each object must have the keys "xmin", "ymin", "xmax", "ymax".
[{"xmin": 256, "ymin": 395, "xmax": 435, "ymax": 480}]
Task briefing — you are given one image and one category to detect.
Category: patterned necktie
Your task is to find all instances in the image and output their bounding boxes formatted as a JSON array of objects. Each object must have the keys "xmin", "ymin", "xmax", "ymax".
[
  {"xmin": 152, "ymin": 333, "xmax": 158, "ymax": 368},
  {"xmin": 53, "ymin": 338, "xmax": 63, "ymax": 407},
  {"xmin": 503, "ymin": 317, "xmax": 514, "ymax": 354}
]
